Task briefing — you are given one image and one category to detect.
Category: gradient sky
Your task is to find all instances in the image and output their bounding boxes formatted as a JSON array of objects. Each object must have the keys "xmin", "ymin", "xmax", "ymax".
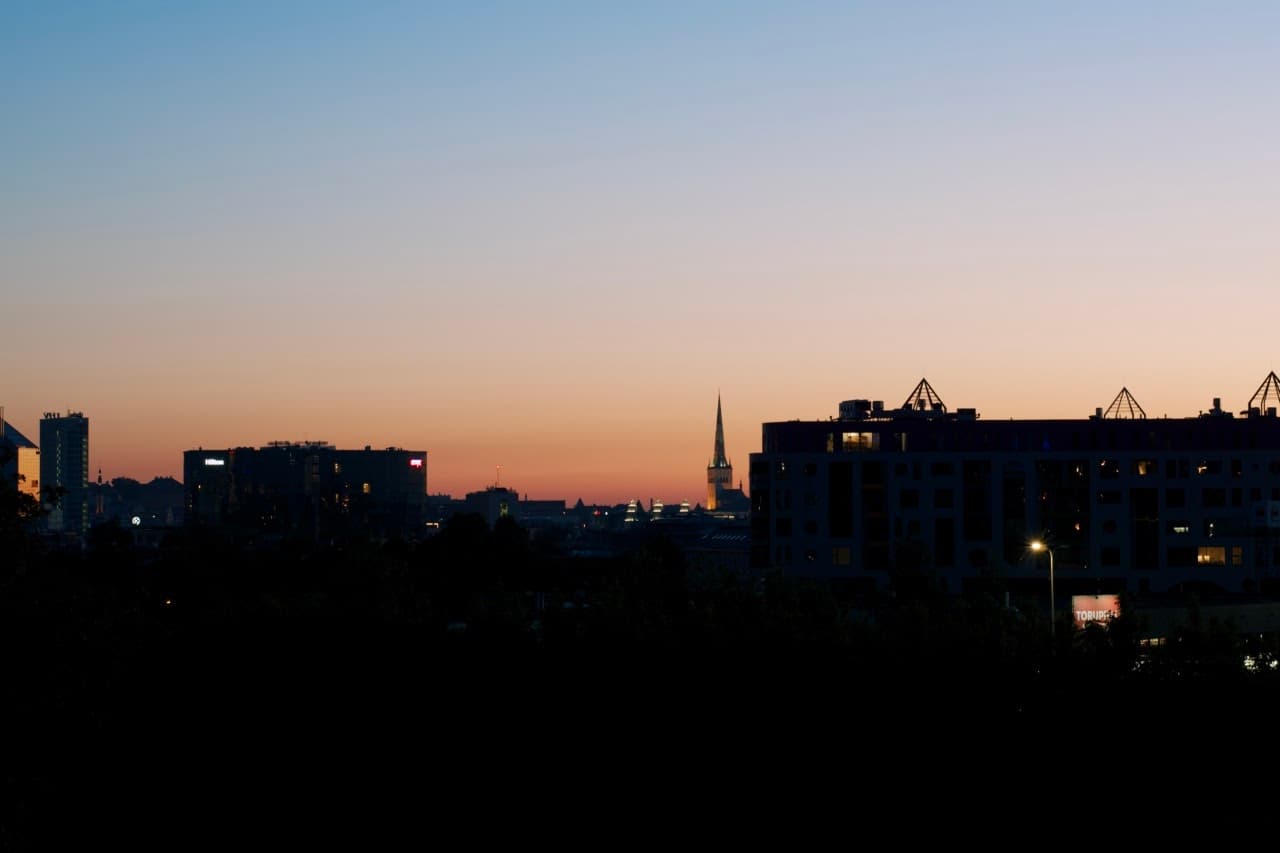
[{"xmin": 4, "ymin": 2, "xmax": 1279, "ymax": 503}]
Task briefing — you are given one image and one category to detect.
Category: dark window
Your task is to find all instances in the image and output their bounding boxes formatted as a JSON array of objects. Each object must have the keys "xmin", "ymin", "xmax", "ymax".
[
  {"xmin": 1103, "ymin": 519, "xmax": 1117, "ymax": 534},
  {"xmin": 1167, "ymin": 488, "xmax": 1185, "ymax": 508},
  {"xmin": 931, "ymin": 462, "xmax": 953, "ymax": 476},
  {"xmin": 934, "ymin": 489, "xmax": 954, "ymax": 509},
  {"xmin": 803, "ymin": 520, "xmax": 818, "ymax": 535},
  {"xmin": 829, "ymin": 462, "xmax": 853, "ymax": 537},
  {"xmin": 1098, "ymin": 490, "xmax": 1123, "ymax": 505},
  {"xmin": 1101, "ymin": 547, "xmax": 1121, "ymax": 567},
  {"xmin": 775, "ymin": 518, "xmax": 792, "ymax": 537},
  {"xmin": 900, "ymin": 489, "xmax": 919, "ymax": 510},
  {"xmin": 803, "ymin": 463, "xmax": 817, "ymax": 476},
  {"xmin": 934, "ymin": 518, "xmax": 955, "ymax": 567},
  {"xmin": 1203, "ymin": 488, "xmax": 1227, "ymax": 508}
]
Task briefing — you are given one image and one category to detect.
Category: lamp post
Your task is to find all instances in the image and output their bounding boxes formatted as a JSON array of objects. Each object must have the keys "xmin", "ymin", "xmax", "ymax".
[{"xmin": 1030, "ymin": 540, "xmax": 1055, "ymax": 639}]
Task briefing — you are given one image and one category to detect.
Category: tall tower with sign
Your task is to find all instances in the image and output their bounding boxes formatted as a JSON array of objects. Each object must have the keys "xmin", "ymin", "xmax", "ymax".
[{"xmin": 40, "ymin": 411, "xmax": 90, "ymax": 537}]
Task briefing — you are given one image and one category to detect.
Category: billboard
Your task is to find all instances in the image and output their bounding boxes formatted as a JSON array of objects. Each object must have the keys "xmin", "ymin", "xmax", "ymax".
[{"xmin": 1072, "ymin": 594, "xmax": 1121, "ymax": 629}]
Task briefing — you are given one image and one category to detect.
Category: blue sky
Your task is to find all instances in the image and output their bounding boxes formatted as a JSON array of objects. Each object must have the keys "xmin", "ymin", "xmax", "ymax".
[{"xmin": 4, "ymin": 2, "xmax": 1280, "ymax": 500}]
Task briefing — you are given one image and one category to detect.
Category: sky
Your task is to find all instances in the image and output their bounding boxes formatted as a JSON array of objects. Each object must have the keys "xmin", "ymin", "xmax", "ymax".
[{"xmin": 4, "ymin": 1, "xmax": 1280, "ymax": 504}]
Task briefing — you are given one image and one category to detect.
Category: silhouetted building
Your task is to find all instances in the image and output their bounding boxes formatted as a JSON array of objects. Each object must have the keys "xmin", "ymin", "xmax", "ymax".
[
  {"xmin": 706, "ymin": 395, "xmax": 749, "ymax": 518},
  {"xmin": 463, "ymin": 486, "xmax": 520, "ymax": 527},
  {"xmin": 184, "ymin": 442, "xmax": 427, "ymax": 539},
  {"xmin": 750, "ymin": 374, "xmax": 1280, "ymax": 596},
  {"xmin": 40, "ymin": 411, "xmax": 89, "ymax": 537},
  {"xmin": 520, "ymin": 497, "xmax": 568, "ymax": 529},
  {"xmin": 0, "ymin": 407, "xmax": 40, "ymax": 503}
]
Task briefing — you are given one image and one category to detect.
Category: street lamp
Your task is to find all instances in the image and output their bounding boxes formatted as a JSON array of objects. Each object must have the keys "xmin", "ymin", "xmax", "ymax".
[{"xmin": 1029, "ymin": 540, "xmax": 1055, "ymax": 639}]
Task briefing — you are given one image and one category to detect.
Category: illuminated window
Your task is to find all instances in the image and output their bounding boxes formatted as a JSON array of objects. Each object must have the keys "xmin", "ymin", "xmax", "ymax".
[
  {"xmin": 1134, "ymin": 459, "xmax": 1155, "ymax": 476},
  {"xmin": 499, "ymin": 501, "xmax": 509, "ymax": 517},
  {"xmin": 333, "ymin": 463, "xmax": 342, "ymax": 474},
  {"xmin": 362, "ymin": 482, "xmax": 371, "ymax": 495},
  {"xmin": 1232, "ymin": 546, "xmax": 1243, "ymax": 565},
  {"xmin": 842, "ymin": 432, "xmax": 879, "ymax": 451},
  {"xmin": 1196, "ymin": 546, "xmax": 1226, "ymax": 566},
  {"xmin": 832, "ymin": 546, "xmax": 851, "ymax": 565}
]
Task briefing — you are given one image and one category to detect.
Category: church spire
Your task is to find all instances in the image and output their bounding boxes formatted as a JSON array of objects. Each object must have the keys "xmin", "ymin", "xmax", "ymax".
[
  {"xmin": 711, "ymin": 393, "xmax": 730, "ymax": 468},
  {"xmin": 707, "ymin": 393, "xmax": 734, "ymax": 512}
]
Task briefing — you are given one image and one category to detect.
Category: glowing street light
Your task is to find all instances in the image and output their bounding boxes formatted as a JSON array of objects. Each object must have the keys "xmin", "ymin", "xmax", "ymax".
[{"xmin": 1030, "ymin": 540, "xmax": 1056, "ymax": 639}]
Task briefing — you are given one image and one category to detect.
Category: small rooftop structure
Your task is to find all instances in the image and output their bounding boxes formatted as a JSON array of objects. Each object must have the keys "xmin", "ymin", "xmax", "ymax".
[
  {"xmin": 901, "ymin": 377, "xmax": 947, "ymax": 415},
  {"xmin": 1245, "ymin": 371, "xmax": 1280, "ymax": 417},
  {"xmin": 1103, "ymin": 387, "xmax": 1146, "ymax": 420}
]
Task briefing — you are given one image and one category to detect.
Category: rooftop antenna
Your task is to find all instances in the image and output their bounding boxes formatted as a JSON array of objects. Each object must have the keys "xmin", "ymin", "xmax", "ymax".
[
  {"xmin": 1103, "ymin": 387, "xmax": 1146, "ymax": 419},
  {"xmin": 495, "ymin": 465, "xmax": 501, "ymax": 488}
]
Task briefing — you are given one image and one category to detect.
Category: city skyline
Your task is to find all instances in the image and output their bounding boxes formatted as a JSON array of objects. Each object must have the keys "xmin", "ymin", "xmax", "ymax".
[{"xmin": 6, "ymin": 3, "xmax": 1280, "ymax": 503}]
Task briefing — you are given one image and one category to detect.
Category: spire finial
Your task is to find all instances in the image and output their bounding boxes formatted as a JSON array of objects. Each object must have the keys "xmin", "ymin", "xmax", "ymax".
[{"xmin": 711, "ymin": 393, "xmax": 729, "ymax": 468}]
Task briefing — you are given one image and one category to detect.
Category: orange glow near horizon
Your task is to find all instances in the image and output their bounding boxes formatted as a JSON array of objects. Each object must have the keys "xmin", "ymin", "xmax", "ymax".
[{"xmin": 7, "ymin": 367, "xmax": 1280, "ymax": 505}]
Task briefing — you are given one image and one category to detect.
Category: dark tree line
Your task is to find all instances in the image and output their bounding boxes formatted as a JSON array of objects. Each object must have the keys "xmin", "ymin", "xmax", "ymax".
[{"xmin": 5, "ymin": 474, "xmax": 1280, "ymax": 844}]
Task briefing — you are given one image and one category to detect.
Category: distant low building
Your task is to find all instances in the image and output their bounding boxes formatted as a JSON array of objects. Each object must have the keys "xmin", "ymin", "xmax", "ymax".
[
  {"xmin": 463, "ymin": 486, "xmax": 520, "ymax": 527},
  {"xmin": 184, "ymin": 441, "xmax": 428, "ymax": 540}
]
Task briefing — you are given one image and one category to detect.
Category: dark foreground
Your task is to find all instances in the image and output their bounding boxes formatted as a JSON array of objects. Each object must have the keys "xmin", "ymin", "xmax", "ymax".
[{"xmin": 6, "ymin": 515, "xmax": 1280, "ymax": 843}]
